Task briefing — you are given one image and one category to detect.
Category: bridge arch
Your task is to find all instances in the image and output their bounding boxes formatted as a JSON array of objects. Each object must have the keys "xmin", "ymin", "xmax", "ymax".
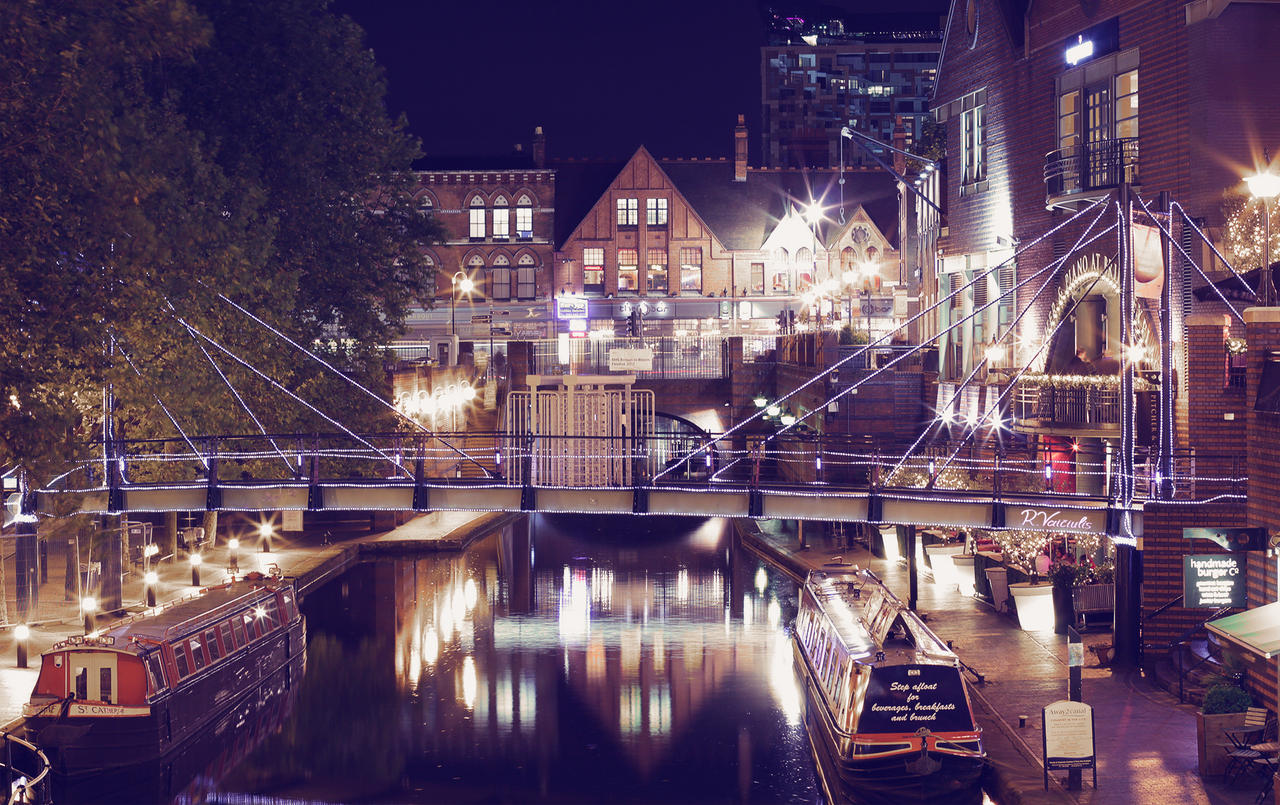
[{"xmin": 1035, "ymin": 252, "xmax": 1154, "ymax": 373}]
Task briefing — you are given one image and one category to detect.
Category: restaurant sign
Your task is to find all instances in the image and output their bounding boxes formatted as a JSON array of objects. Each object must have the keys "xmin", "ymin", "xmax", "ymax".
[
  {"xmin": 1005, "ymin": 505, "xmax": 1108, "ymax": 534},
  {"xmin": 1183, "ymin": 554, "xmax": 1246, "ymax": 609}
]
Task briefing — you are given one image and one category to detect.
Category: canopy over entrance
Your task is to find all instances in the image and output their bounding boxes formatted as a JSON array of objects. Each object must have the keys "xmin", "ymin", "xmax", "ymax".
[{"xmin": 1206, "ymin": 602, "xmax": 1280, "ymax": 660}]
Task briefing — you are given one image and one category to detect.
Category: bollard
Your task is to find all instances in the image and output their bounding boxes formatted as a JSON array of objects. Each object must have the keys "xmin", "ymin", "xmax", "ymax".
[
  {"xmin": 14, "ymin": 624, "xmax": 29, "ymax": 669},
  {"xmin": 1018, "ymin": 715, "xmax": 1027, "ymax": 728},
  {"xmin": 190, "ymin": 553, "xmax": 202, "ymax": 587},
  {"xmin": 81, "ymin": 597, "xmax": 96, "ymax": 635},
  {"xmin": 144, "ymin": 571, "xmax": 158, "ymax": 608}
]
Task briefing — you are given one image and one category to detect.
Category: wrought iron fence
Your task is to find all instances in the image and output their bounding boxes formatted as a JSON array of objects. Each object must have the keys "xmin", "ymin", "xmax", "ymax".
[{"xmin": 1044, "ymin": 137, "xmax": 1140, "ymax": 199}]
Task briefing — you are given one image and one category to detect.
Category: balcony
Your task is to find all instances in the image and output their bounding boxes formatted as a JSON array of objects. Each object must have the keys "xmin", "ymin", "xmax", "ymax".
[
  {"xmin": 1012, "ymin": 374, "xmax": 1154, "ymax": 442},
  {"xmin": 1043, "ymin": 138, "xmax": 1139, "ymax": 211}
]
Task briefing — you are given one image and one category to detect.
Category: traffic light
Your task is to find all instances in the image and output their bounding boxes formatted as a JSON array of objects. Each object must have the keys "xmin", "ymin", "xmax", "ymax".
[{"xmin": 628, "ymin": 309, "xmax": 641, "ymax": 337}]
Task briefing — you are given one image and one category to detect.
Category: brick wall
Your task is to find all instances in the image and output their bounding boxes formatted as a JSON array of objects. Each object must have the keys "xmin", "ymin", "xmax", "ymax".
[{"xmin": 1185, "ymin": 314, "xmax": 1246, "ymax": 490}]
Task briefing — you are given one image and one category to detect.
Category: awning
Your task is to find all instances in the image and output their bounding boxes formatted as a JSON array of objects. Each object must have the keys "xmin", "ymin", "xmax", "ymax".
[{"xmin": 1207, "ymin": 602, "xmax": 1280, "ymax": 660}]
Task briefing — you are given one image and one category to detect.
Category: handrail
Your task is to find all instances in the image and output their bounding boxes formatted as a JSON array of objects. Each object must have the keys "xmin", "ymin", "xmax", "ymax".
[{"xmin": 0, "ymin": 731, "xmax": 51, "ymax": 804}]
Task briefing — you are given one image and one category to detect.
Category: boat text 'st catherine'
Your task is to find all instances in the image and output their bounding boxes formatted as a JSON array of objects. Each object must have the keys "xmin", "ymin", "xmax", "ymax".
[{"xmin": 793, "ymin": 568, "xmax": 986, "ymax": 801}]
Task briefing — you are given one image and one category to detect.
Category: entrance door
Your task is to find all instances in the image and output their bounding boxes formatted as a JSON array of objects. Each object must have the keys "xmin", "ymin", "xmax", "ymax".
[
  {"xmin": 70, "ymin": 653, "xmax": 118, "ymax": 703},
  {"xmin": 1084, "ymin": 82, "xmax": 1113, "ymax": 187}
]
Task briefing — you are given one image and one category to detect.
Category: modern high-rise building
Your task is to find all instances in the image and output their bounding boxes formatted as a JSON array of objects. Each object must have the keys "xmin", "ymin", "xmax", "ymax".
[{"xmin": 760, "ymin": 9, "xmax": 943, "ymax": 169}]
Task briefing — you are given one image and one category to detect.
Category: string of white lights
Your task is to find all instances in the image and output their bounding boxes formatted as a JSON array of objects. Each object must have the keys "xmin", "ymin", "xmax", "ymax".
[
  {"xmin": 1169, "ymin": 201, "xmax": 1257, "ymax": 298},
  {"xmin": 662, "ymin": 195, "xmax": 1114, "ymax": 480}
]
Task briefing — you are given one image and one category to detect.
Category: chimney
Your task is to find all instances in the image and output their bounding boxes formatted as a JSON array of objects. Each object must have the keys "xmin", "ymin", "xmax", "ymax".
[
  {"xmin": 733, "ymin": 114, "xmax": 748, "ymax": 182},
  {"xmin": 892, "ymin": 116, "xmax": 908, "ymax": 175},
  {"xmin": 533, "ymin": 126, "xmax": 546, "ymax": 169}
]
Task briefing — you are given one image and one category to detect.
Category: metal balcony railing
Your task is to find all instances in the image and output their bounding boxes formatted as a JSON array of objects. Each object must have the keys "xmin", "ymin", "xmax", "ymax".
[
  {"xmin": 1013, "ymin": 383, "xmax": 1121, "ymax": 427},
  {"xmin": 1044, "ymin": 137, "xmax": 1139, "ymax": 203}
]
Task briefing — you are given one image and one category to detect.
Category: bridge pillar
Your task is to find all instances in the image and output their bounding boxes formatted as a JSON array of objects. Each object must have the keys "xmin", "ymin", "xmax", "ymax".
[
  {"xmin": 1112, "ymin": 542, "xmax": 1142, "ymax": 668},
  {"xmin": 905, "ymin": 525, "xmax": 918, "ymax": 611},
  {"xmin": 101, "ymin": 517, "xmax": 124, "ymax": 613},
  {"xmin": 14, "ymin": 520, "xmax": 38, "ymax": 623}
]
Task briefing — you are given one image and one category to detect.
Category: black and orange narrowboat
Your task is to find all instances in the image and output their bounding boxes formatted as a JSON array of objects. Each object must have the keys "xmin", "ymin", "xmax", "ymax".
[
  {"xmin": 22, "ymin": 573, "xmax": 305, "ymax": 773},
  {"xmin": 794, "ymin": 568, "xmax": 986, "ymax": 802}
]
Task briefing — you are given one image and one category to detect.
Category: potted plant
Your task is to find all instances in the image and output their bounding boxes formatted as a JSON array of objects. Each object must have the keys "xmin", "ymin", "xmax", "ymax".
[
  {"xmin": 1196, "ymin": 681, "xmax": 1253, "ymax": 777},
  {"xmin": 1049, "ymin": 561, "xmax": 1084, "ymax": 635}
]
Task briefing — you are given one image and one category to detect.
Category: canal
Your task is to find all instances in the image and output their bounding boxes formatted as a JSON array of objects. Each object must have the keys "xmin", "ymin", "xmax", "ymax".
[{"xmin": 61, "ymin": 514, "xmax": 821, "ymax": 803}]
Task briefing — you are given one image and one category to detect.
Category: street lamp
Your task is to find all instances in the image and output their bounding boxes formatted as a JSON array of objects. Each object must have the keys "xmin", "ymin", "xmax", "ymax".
[
  {"xmin": 144, "ymin": 570, "xmax": 158, "ymax": 607},
  {"xmin": 15, "ymin": 624, "xmax": 29, "ymax": 668},
  {"xmin": 228, "ymin": 537, "xmax": 240, "ymax": 575},
  {"xmin": 190, "ymin": 552, "xmax": 203, "ymax": 586},
  {"xmin": 259, "ymin": 521, "xmax": 274, "ymax": 553},
  {"xmin": 81, "ymin": 596, "xmax": 97, "ymax": 635},
  {"xmin": 1245, "ymin": 162, "xmax": 1280, "ymax": 307},
  {"xmin": 451, "ymin": 271, "xmax": 475, "ymax": 337}
]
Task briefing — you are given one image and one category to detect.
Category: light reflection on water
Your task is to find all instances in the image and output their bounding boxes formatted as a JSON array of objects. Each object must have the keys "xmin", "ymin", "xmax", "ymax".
[{"xmin": 220, "ymin": 514, "xmax": 818, "ymax": 803}]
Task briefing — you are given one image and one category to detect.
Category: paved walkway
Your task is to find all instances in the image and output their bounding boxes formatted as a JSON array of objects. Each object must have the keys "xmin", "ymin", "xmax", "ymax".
[{"xmin": 740, "ymin": 520, "xmax": 1266, "ymax": 805}]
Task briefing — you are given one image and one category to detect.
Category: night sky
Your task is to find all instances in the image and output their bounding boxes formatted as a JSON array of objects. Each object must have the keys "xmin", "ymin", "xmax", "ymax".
[{"xmin": 333, "ymin": 0, "xmax": 950, "ymax": 163}]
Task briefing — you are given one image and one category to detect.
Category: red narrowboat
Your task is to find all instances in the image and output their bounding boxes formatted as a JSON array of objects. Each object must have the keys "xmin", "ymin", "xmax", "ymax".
[{"xmin": 22, "ymin": 573, "xmax": 305, "ymax": 773}]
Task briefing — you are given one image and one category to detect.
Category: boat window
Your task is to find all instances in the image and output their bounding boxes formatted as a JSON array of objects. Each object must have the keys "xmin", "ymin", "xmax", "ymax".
[
  {"xmin": 204, "ymin": 629, "xmax": 222, "ymax": 662},
  {"xmin": 263, "ymin": 599, "xmax": 282, "ymax": 631},
  {"xmin": 243, "ymin": 612, "xmax": 259, "ymax": 641},
  {"xmin": 219, "ymin": 622, "xmax": 236, "ymax": 653},
  {"xmin": 282, "ymin": 593, "xmax": 297, "ymax": 621},
  {"xmin": 99, "ymin": 668, "xmax": 113, "ymax": 703},
  {"xmin": 232, "ymin": 616, "xmax": 248, "ymax": 647},
  {"xmin": 188, "ymin": 638, "xmax": 207, "ymax": 671},
  {"xmin": 74, "ymin": 667, "xmax": 88, "ymax": 700},
  {"xmin": 145, "ymin": 654, "xmax": 167, "ymax": 692},
  {"xmin": 174, "ymin": 646, "xmax": 191, "ymax": 678}
]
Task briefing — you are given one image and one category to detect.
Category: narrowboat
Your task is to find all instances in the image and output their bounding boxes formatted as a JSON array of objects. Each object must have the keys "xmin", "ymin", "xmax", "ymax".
[
  {"xmin": 22, "ymin": 572, "xmax": 305, "ymax": 774},
  {"xmin": 793, "ymin": 568, "xmax": 985, "ymax": 802}
]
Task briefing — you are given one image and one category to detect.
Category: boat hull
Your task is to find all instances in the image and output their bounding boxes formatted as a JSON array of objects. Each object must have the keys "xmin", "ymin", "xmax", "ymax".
[{"xmin": 24, "ymin": 619, "xmax": 304, "ymax": 774}]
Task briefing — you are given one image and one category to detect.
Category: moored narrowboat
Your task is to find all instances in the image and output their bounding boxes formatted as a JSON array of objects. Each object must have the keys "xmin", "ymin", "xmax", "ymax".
[
  {"xmin": 793, "ymin": 568, "xmax": 985, "ymax": 802},
  {"xmin": 22, "ymin": 572, "xmax": 305, "ymax": 773}
]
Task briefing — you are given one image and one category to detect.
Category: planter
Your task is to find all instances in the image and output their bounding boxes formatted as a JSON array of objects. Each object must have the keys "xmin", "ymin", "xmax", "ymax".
[
  {"xmin": 973, "ymin": 552, "xmax": 1002, "ymax": 603},
  {"xmin": 1009, "ymin": 581, "xmax": 1056, "ymax": 631},
  {"xmin": 925, "ymin": 545, "xmax": 966, "ymax": 588},
  {"xmin": 1196, "ymin": 711, "xmax": 1248, "ymax": 778},
  {"xmin": 985, "ymin": 566, "xmax": 1010, "ymax": 614},
  {"xmin": 952, "ymin": 554, "xmax": 977, "ymax": 597},
  {"xmin": 1052, "ymin": 582, "xmax": 1075, "ymax": 635}
]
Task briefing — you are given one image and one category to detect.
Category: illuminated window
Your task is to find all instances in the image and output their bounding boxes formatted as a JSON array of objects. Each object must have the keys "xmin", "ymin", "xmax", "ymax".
[
  {"xmin": 491, "ymin": 254, "xmax": 511, "ymax": 301},
  {"xmin": 646, "ymin": 198, "xmax": 668, "ymax": 226},
  {"xmin": 468, "ymin": 197, "xmax": 486, "ymax": 239},
  {"xmin": 961, "ymin": 104, "xmax": 985, "ymax": 183},
  {"xmin": 188, "ymin": 638, "xmax": 207, "ymax": 671},
  {"xmin": 516, "ymin": 194, "xmax": 533, "ymax": 239},
  {"xmin": 492, "ymin": 197, "xmax": 510, "ymax": 239},
  {"xmin": 618, "ymin": 248, "xmax": 639, "ymax": 292},
  {"xmin": 584, "ymin": 247, "xmax": 605, "ymax": 294},
  {"xmin": 616, "ymin": 198, "xmax": 638, "ymax": 227},
  {"xmin": 750, "ymin": 262, "xmax": 764, "ymax": 294},
  {"xmin": 647, "ymin": 248, "xmax": 668, "ymax": 292},
  {"xmin": 680, "ymin": 247, "xmax": 702, "ymax": 293},
  {"xmin": 517, "ymin": 253, "xmax": 536, "ymax": 299}
]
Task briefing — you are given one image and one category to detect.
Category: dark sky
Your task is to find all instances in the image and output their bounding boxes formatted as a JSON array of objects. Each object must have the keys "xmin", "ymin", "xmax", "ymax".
[{"xmin": 333, "ymin": 0, "xmax": 950, "ymax": 163}]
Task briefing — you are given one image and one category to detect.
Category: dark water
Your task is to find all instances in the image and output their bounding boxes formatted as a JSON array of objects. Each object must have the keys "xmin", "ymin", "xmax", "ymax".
[{"xmin": 196, "ymin": 514, "xmax": 818, "ymax": 803}]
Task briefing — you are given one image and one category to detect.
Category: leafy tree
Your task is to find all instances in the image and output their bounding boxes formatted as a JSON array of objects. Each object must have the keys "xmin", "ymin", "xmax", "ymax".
[{"xmin": 0, "ymin": 0, "xmax": 443, "ymax": 489}]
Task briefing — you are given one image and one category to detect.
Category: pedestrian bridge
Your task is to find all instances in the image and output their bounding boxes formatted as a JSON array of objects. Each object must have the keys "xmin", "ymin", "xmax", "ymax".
[{"xmin": 20, "ymin": 430, "xmax": 1235, "ymax": 538}]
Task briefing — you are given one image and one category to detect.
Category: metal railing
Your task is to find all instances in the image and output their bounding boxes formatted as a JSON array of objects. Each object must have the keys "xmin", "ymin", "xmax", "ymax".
[
  {"xmin": 1044, "ymin": 137, "xmax": 1140, "ymax": 201},
  {"xmin": 529, "ymin": 336, "xmax": 731, "ymax": 378},
  {"xmin": 0, "ymin": 732, "xmax": 51, "ymax": 804},
  {"xmin": 1013, "ymin": 383, "xmax": 1122, "ymax": 427}
]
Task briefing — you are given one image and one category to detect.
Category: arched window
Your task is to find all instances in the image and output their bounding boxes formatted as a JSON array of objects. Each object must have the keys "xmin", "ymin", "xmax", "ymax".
[
  {"xmin": 515, "ymin": 194, "xmax": 534, "ymax": 239},
  {"xmin": 840, "ymin": 247, "xmax": 858, "ymax": 280},
  {"xmin": 863, "ymin": 246, "xmax": 882, "ymax": 291},
  {"xmin": 416, "ymin": 192, "xmax": 435, "ymax": 214},
  {"xmin": 769, "ymin": 248, "xmax": 791, "ymax": 294},
  {"xmin": 492, "ymin": 197, "xmax": 510, "ymax": 240},
  {"xmin": 468, "ymin": 197, "xmax": 486, "ymax": 240},
  {"xmin": 490, "ymin": 254, "xmax": 511, "ymax": 300},
  {"xmin": 517, "ymin": 253, "xmax": 537, "ymax": 299}
]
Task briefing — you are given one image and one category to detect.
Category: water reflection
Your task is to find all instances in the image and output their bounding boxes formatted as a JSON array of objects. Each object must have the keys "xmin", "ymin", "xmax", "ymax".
[{"xmin": 220, "ymin": 514, "xmax": 816, "ymax": 803}]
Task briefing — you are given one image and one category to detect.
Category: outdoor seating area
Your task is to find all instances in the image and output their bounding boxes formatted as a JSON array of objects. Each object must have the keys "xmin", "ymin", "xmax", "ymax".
[{"xmin": 1219, "ymin": 707, "xmax": 1278, "ymax": 802}]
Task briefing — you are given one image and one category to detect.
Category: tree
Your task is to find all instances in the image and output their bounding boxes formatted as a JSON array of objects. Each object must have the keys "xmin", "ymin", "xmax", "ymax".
[{"xmin": 0, "ymin": 0, "xmax": 443, "ymax": 488}]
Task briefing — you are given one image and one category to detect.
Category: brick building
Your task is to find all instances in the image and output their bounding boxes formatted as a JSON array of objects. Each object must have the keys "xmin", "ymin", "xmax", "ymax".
[
  {"xmin": 930, "ymin": 0, "xmax": 1280, "ymax": 691},
  {"xmin": 761, "ymin": 9, "xmax": 943, "ymax": 168}
]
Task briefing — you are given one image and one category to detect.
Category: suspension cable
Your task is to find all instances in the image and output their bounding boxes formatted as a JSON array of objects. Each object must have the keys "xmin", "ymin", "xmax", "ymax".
[{"xmin": 114, "ymin": 336, "xmax": 209, "ymax": 470}]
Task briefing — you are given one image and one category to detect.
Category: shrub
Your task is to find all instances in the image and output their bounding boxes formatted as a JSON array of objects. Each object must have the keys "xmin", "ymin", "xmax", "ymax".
[{"xmin": 1202, "ymin": 683, "xmax": 1252, "ymax": 714}]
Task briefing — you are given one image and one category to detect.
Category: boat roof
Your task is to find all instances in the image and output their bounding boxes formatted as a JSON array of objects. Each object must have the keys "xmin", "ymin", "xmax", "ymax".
[
  {"xmin": 62, "ymin": 577, "xmax": 291, "ymax": 651},
  {"xmin": 804, "ymin": 568, "xmax": 956, "ymax": 667}
]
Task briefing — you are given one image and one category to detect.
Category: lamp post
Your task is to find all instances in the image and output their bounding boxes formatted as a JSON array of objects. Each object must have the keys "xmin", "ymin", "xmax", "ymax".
[
  {"xmin": 228, "ymin": 537, "xmax": 240, "ymax": 575},
  {"xmin": 1245, "ymin": 163, "xmax": 1280, "ymax": 307},
  {"xmin": 144, "ymin": 570, "xmax": 157, "ymax": 607},
  {"xmin": 15, "ymin": 624, "xmax": 29, "ymax": 668},
  {"xmin": 81, "ymin": 596, "xmax": 97, "ymax": 635},
  {"xmin": 190, "ymin": 552, "xmax": 202, "ymax": 587},
  {"xmin": 451, "ymin": 271, "xmax": 475, "ymax": 337},
  {"xmin": 259, "ymin": 521, "xmax": 273, "ymax": 553}
]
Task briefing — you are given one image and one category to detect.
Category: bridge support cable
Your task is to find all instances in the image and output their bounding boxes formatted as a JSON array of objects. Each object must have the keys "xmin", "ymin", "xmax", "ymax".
[
  {"xmin": 1170, "ymin": 201, "xmax": 1260, "ymax": 301},
  {"xmin": 664, "ymin": 194, "xmax": 1113, "ymax": 481},
  {"xmin": 889, "ymin": 205, "xmax": 1117, "ymax": 482},
  {"xmin": 197, "ymin": 281, "xmax": 490, "ymax": 477},
  {"xmin": 113, "ymin": 337, "xmax": 210, "ymax": 472},
  {"xmin": 1138, "ymin": 201, "xmax": 1249, "ymax": 325},
  {"xmin": 172, "ymin": 314, "xmax": 413, "ymax": 477},
  {"xmin": 761, "ymin": 213, "xmax": 1118, "ymax": 452},
  {"xmin": 186, "ymin": 333, "xmax": 295, "ymax": 474}
]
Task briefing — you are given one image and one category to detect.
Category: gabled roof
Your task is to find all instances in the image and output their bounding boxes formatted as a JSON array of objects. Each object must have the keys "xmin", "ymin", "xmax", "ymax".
[
  {"xmin": 549, "ymin": 158, "xmax": 630, "ymax": 246},
  {"xmin": 657, "ymin": 161, "xmax": 900, "ymax": 251}
]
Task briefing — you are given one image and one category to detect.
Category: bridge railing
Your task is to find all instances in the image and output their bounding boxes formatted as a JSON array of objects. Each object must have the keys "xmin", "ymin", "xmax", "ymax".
[{"xmin": 57, "ymin": 432, "xmax": 1248, "ymax": 509}]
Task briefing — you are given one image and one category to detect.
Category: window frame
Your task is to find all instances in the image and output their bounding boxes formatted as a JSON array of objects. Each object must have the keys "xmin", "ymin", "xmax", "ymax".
[
  {"xmin": 646, "ymin": 248, "xmax": 668, "ymax": 293},
  {"xmin": 583, "ymin": 247, "xmax": 605, "ymax": 295},
  {"xmin": 618, "ymin": 248, "xmax": 639, "ymax": 293},
  {"xmin": 679, "ymin": 247, "xmax": 703, "ymax": 294},
  {"xmin": 616, "ymin": 198, "xmax": 639, "ymax": 227},
  {"xmin": 646, "ymin": 198, "xmax": 668, "ymax": 227},
  {"xmin": 961, "ymin": 104, "xmax": 985, "ymax": 184},
  {"xmin": 492, "ymin": 201, "xmax": 510, "ymax": 240},
  {"xmin": 515, "ymin": 204, "xmax": 533, "ymax": 239},
  {"xmin": 468, "ymin": 198, "xmax": 486, "ymax": 240}
]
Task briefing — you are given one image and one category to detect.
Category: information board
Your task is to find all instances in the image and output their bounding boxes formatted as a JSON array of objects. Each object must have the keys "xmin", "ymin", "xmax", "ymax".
[
  {"xmin": 1183, "ymin": 554, "xmax": 1246, "ymax": 608},
  {"xmin": 608, "ymin": 348, "xmax": 654, "ymax": 372},
  {"xmin": 1043, "ymin": 700, "xmax": 1097, "ymax": 789}
]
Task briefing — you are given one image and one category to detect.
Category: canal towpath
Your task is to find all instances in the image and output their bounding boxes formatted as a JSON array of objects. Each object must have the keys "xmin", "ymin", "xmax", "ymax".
[{"xmin": 736, "ymin": 518, "xmax": 1261, "ymax": 805}]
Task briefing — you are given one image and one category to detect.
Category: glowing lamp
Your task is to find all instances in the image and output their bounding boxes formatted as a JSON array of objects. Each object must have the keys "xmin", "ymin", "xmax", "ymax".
[
  {"xmin": 258, "ymin": 522, "xmax": 274, "ymax": 539},
  {"xmin": 753, "ymin": 396, "xmax": 768, "ymax": 408},
  {"xmin": 189, "ymin": 553, "xmax": 203, "ymax": 567},
  {"xmin": 228, "ymin": 538, "xmax": 240, "ymax": 551},
  {"xmin": 780, "ymin": 413, "xmax": 797, "ymax": 427},
  {"xmin": 1246, "ymin": 170, "xmax": 1280, "ymax": 200},
  {"xmin": 766, "ymin": 404, "xmax": 781, "ymax": 418},
  {"xmin": 144, "ymin": 571, "xmax": 159, "ymax": 585},
  {"xmin": 14, "ymin": 624, "xmax": 30, "ymax": 641},
  {"xmin": 81, "ymin": 597, "xmax": 97, "ymax": 614}
]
